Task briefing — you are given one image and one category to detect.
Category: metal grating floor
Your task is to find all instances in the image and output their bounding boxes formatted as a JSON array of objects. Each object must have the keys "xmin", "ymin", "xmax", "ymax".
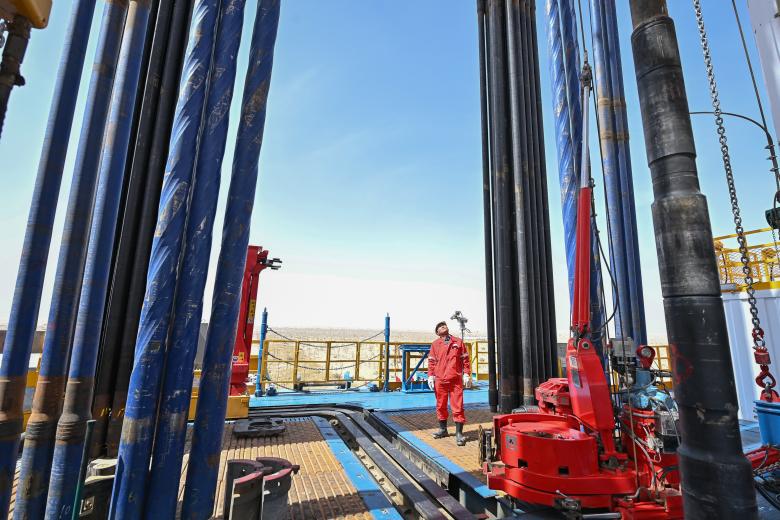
[
  {"xmin": 387, "ymin": 407, "xmax": 495, "ymax": 482},
  {"xmin": 179, "ymin": 418, "xmax": 373, "ymax": 519}
]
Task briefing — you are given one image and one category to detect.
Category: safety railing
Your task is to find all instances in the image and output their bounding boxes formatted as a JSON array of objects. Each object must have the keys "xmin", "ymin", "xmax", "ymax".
[
  {"xmin": 257, "ymin": 339, "xmax": 486, "ymax": 392},
  {"xmin": 715, "ymin": 227, "xmax": 780, "ymax": 292}
]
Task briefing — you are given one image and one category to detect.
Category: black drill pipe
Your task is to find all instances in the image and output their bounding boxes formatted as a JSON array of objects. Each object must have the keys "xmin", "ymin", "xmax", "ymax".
[
  {"xmin": 90, "ymin": 0, "xmax": 168, "ymax": 458},
  {"xmin": 630, "ymin": 2, "xmax": 757, "ymax": 517},
  {"xmin": 486, "ymin": 0, "xmax": 520, "ymax": 412},
  {"xmin": 0, "ymin": 16, "xmax": 31, "ymax": 140},
  {"xmin": 527, "ymin": 0, "xmax": 557, "ymax": 380},
  {"xmin": 105, "ymin": 0, "xmax": 193, "ymax": 456},
  {"xmin": 477, "ymin": 0, "xmax": 498, "ymax": 412},
  {"xmin": 520, "ymin": 0, "xmax": 544, "ymax": 391},
  {"xmin": 505, "ymin": 0, "xmax": 533, "ymax": 405}
]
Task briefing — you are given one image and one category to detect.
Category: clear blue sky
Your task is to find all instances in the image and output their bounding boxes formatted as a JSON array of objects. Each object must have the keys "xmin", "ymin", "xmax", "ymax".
[{"xmin": 0, "ymin": 1, "xmax": 774, "ymax": 340}]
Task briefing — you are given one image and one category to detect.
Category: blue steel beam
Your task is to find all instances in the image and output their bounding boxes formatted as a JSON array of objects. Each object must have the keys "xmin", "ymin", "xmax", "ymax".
[
  {"xmin": 182, "ymin": 2, "xmax": 281, "ymax": 516},
  {"xmin": 44, "ymin": 2, "xmax": 153, "ymax": 516},
  {"xmin": 546, "ymin": 0, "xmax": 605, "ymax": 349},
  {"xmin": 13, "ymin": 3, "xmax": 129, "ymax": 517},
  {"xmin": 142, "ymin": 2, "xmax": 249, "ymax": 517},
  {"xmin": 0, "ymin": 1, "xmax": 97, "ymax": 515}
]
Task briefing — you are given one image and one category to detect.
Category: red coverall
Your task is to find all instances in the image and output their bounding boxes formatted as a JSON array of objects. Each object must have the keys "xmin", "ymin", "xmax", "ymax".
[{"xmin": 428, "ymin": 336, "xmax": 471, "ymax": 423}]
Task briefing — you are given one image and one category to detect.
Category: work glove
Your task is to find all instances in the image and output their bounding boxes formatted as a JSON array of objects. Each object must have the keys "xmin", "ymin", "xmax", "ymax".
[
  {"xmin": 427, "ymin": 375, "xmax": 435, "ymax": 391},
  {"xmin": 463, "ymin": 374, "xmax": 473, "ymax": 389}
]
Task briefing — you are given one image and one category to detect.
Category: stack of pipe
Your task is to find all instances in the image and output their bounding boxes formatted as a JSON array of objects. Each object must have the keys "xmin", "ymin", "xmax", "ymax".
[
  {"xmin": 0, "ymin": 1, "xmax": 98, "ymax": 515},
  {"xmin": 545, "ymin": 0, "xmax": 606, "ymax": 358},
  {"xmin": 478, "ymin": 0, "xmax": 558, "ymax": 412},
  {"xmin": 0, "ymin": 0, "xmax": 281, "ymax": 516},
  {"xmin": 14, "ymin": 1, "xmax": 130, "ymax": 515},
  {"xmin": 45, "ymin": 1, "xmax": 154, "ymax": 515},
  {"xmin": 91, "ymin": 0, "xmax": 193, "ymax": 459},
  {"xmin": 590, "ymin": 0, "xmax": 646, "ymax": 346}
]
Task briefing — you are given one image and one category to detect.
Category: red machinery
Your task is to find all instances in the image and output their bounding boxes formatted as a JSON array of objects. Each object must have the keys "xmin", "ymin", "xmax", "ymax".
[
  {"xmin": 230, "ymin": 245, "xmax": 281, "ymax": 396},
  {"xmin": 479, "ymin": 78, "xmax": 780, "ymax": 516},
  {"xmin": 480, "ymin": 68, "xmax": 686, "ymax": 516}
]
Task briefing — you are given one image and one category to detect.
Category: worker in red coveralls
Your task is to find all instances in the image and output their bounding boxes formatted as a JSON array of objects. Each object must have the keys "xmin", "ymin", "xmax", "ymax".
[{"xmin": 427, "ymin": 321, "xmax": 472, "ymax": 446}]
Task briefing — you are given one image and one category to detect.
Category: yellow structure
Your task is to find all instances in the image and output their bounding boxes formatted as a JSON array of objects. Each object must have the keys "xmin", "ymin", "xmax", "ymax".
[
  {"xmin": 257, "ymin": 339, "xmax": 486, "ymax": 392},
  {"xmin": 715, "ymin": 227, "xmax": 780, "ymax": 292},
  {"xmin": 0, "ymin": 0, "xmax": 51, "ymax": 29}
]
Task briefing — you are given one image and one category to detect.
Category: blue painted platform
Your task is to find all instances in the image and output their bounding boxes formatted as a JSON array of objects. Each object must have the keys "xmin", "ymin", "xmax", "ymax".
[{"xmin": 251, "ymin": 383, "xmax": 490, "ymax": 410}]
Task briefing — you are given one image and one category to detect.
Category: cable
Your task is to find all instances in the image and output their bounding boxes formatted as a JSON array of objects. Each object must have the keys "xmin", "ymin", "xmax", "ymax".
[{"xmin": 266, "ymin": 327, "xmax": 384, "ymax": 348}]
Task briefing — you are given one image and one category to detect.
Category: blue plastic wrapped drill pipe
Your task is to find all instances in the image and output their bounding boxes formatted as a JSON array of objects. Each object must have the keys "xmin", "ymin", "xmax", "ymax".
[
  {"xmin": 485, "ymin": 0, "xmax": 520, "ymax": 413},
  {"xmin": 12, "ymin": 3, "xmax": 129, "ymax": 516},
  {"xmin": 476, "ymin": 0, "xmax": 498, "ymax": 411},
  {"xmin": 504, "ymin": 0, "xmax": 533, "ymax": 402},
  {"xmin": 603, "ymin": 0, "xmax": 647, "ymax": 345},
  {"xmin": 105, "ymin": 0, "xmax": 194, "ymax": 457},
  {"xmin": 545, "ymin": 0, "xmax": 604, "ymax": 354},
  {"xmin": 559, "ymin": 0, "xmax": 605, "ymax": 356},
  {"xmin": 141, "ymin": 3, "xmax": 249, "ymax": 517},
  {"xmin": 631, "ymin": 2, "xmax": 756, "ymax": 516},
  {"xmin": 91, "ymin": 0, "xmax": 174, "ymax": 459},
  {"xmin": 44, "ymin": 2, "xmax": 153, "ymax": 517},
  {"xmin": 110, "ymin": 1, "xmax": 231, "ymax": 516},
  {"xmin": 182, "ymin": 2, "xmax": 281, "ymax": 516},
  {"xmin": 589, "ymin": 0, "xmax": 633, "ymax": 344},
  {"xmin": 0, "ymin": 1, "xmax": 97, "ymax": 515}
]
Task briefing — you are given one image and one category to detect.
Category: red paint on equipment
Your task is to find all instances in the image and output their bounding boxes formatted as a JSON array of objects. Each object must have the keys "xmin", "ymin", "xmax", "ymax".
[{"xmin": 230, "ymin": 246, "xmax": 280, "ymax": 396}]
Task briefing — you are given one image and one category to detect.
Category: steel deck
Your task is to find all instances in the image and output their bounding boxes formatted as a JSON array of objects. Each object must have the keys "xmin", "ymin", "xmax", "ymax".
[
  {"xmin": 385, "ymin": 406, "xmax": 495, "ymax": 483},
  {"xmin": 182, "ymin": 417, "xmax": 376, "ymax": 519}
]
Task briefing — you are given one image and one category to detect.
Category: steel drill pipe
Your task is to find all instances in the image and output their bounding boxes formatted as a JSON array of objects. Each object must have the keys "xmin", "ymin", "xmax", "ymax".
[
  {"xmin": 590, "ymin": 0, "xmax": 633, "ymax": 344},
  {"xmin": 603, "ymin": 0, "xmax": 646, "ymax": 345},
  {"xmin": 527, "ymin": 0, "xmax": 546, "ymax": 386},
  {"xmin": 0, "ymin": 1, "xmax": 97, "ymax": 514},
  {"xmin": 558, "ymin": 0, "xmax": 604, "ymax": 360},
  {"xmin": 630, "ymin": 1, "xmax": 757, "ymax": 517},
  {"xmin": 476, "ymin": 0, "xmax": 498, "ymax": 412},
  {"xmin": 144, "ymin": 2, "xmax": 248, "ymax": 516},
  {"xmin": 13, "ymin": 2, "xmax": 129, "ymax": 515},
  {"xmin": 91, "ymin": 0, "xmax": 175, "ymax": 459},
  {"xmin": 111, "ymin": 1, "xmax": 231, "ymax": 515},
  {"xmin": 182, "ymin": 2, "xmax": 281, "ymax": 516},
  {"xmin": 485, "ymin": 0, "xmax": 520, "ymax": 413},
  {"xmin": 105, "ymin": 0, "xmax": 193, "ymax": 457},
  {"xmin": 521, "ymin": 0, "xmax": 544, "ymax": 388},
  {"xmin": 505, "ymin": 0, "xmax": 533, "ymax": 403},
  {"xmin": 530, "ymin": 0, "xmax": 557, "ymax": 378},
  {"xmin": 44, "ymin": 2, "xmax": 153, "ymax": 516}
]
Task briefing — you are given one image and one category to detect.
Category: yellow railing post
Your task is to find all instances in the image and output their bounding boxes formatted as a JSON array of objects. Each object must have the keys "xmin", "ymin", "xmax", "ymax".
[
  {"xmin": 291, "ymin": 341, "xmax": 301, "ymax": 386},
  {"xmin": 325, "ymin": 341, "xmax": 332, "ymax": 382},
  {"xmin": 355, "ymin": 342, "xmax": 361, "ymax": 381}
]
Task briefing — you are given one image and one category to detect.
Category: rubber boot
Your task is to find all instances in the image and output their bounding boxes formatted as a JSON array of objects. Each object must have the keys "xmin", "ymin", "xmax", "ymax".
[
  {"xmin": 432, "ymin": 420, "xmax": 448, "ymax": 439},
  {"xmin": 455, "ymin": 422, "xmax": 466, "ymax": 446}
]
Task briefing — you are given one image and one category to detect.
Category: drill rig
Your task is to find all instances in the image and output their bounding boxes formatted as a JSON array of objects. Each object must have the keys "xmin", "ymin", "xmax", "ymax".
[{"xmin": 480, "ymin": 66, "xmax": 684, "ymax": 519}]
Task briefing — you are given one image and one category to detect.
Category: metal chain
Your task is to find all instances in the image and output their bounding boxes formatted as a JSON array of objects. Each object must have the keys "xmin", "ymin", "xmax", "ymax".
[{"xmin": 693, "ymin": 0, "xmax": 776, "ymax": 399}]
